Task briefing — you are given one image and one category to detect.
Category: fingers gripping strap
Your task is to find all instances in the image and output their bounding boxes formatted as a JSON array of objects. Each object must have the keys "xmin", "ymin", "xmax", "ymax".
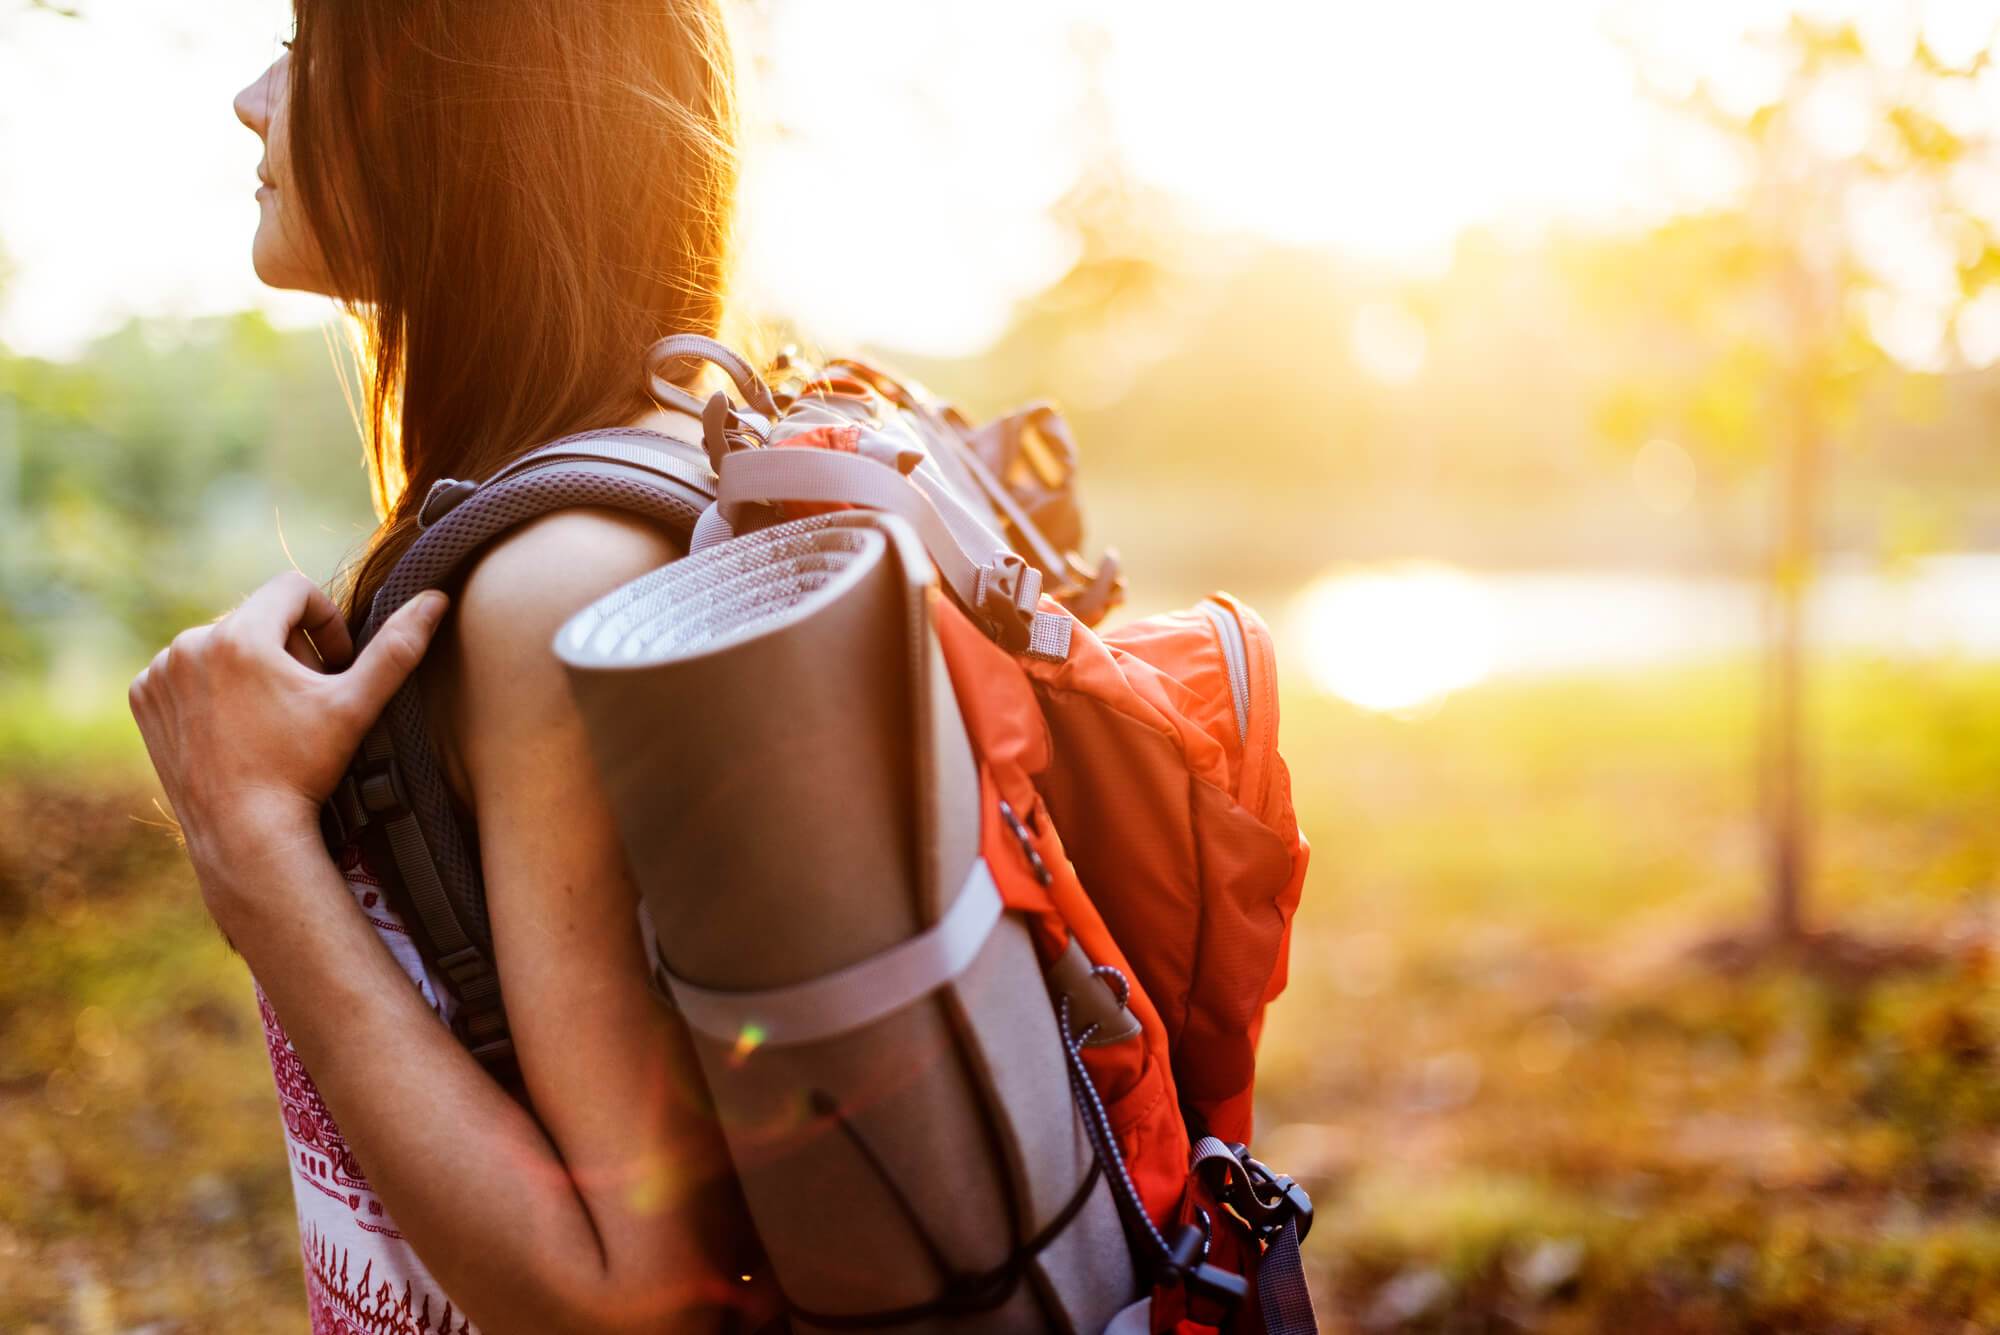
[{"xmin": 657, "ymin": 857, "xmax": 1006, "ymax": 1047}]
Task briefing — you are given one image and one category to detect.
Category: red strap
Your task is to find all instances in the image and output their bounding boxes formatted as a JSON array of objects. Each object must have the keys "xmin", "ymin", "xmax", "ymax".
[{"xmin": 774, "ymin": 424, "xmax": 861, "ymax": 453}]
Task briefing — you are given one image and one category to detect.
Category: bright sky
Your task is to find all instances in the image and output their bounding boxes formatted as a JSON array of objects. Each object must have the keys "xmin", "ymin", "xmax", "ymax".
[{"xmin": 1, "ymin": 0, "xmax": 1994, "ymax": 359}]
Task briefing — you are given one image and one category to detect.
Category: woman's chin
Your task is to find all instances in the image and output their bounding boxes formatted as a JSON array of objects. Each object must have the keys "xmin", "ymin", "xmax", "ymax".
[{"xmin": 249, "ymin": 242, "xmax": 327, "ymax": 297}]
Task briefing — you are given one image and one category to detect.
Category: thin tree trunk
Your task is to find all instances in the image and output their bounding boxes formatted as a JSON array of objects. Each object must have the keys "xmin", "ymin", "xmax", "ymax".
[{"xmin": 1761, "ymin": 411, "xmax": 1816, "ymax": 942}]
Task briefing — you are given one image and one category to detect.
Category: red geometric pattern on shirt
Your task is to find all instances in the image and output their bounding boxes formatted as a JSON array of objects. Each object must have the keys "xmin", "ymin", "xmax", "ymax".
[
  {"xmin": 259, "ymin": 986, "xmax": 374, "ymax": 1193},
  {"xmin": 302, "ymin": 1225, "xmax": 470, "ymax": 1335},
  {"xmin": 337, "ymin": 841, "xmax": 409, "ymax": 937},
  {"xmin": 257, "ymin": 843, "xmax": 438, "ymax": 1237},
  {"xmin": 261, "ymin": 840, "xmax": 479, "ymax": 1329}
]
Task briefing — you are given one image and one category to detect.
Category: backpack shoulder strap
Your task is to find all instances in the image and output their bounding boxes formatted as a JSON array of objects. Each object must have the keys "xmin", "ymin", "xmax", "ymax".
[{"xmin": 320, "ymin": 426, "xmax": 716, "ymax": 1074}]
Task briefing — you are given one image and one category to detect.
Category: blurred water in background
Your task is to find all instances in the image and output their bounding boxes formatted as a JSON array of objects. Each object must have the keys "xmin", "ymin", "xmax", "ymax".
[{"xmin": 1285, "ymin": 554, "xmax": 2000, "ymax": 712}]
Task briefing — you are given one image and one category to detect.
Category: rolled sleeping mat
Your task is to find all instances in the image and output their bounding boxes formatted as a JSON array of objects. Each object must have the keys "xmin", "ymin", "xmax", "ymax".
[{"xmin": 554, "ymin": 510, "xmax": 1136, "ymax": 1333}]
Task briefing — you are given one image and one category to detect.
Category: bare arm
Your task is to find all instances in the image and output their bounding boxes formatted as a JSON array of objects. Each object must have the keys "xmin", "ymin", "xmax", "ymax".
[{"xmin": 131, "ymin": 513, "xmax": 767, "ymax": 1335}]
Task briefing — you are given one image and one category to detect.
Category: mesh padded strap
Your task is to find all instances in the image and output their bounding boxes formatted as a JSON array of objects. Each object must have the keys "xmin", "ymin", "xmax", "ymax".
[
  {"xmin": 335, "ymin": 428, "xmax": 712, "ymax": 1074},
  {"xmin": 481, "ymin": 433, "xmax": 716, "ymax": 497}
]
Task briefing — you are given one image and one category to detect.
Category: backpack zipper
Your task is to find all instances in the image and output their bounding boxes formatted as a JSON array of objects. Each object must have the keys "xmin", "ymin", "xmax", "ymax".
[{"xmin": 1199, "ymin": 598, "xmax": 1251, "ymax": 745}]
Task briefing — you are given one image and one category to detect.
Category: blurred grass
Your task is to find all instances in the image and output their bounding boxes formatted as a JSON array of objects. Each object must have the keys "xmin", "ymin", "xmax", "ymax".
[
  {"xmin": 3, "ymin": 658, "xmax": 1999, "ymax": 1330},
  {"xmin": 0, "ymin": 750, "xmax": 301, "ymax": 1332},
  {"xmin": 1260, "ymin": 656, "xmax": 2000, "ymax": 1331}
]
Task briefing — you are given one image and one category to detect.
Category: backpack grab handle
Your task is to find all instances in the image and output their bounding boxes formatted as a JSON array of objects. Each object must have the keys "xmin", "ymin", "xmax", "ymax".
[{"xmin": 645, "ymin": 332, "xmax": 779, "ymax": 419}]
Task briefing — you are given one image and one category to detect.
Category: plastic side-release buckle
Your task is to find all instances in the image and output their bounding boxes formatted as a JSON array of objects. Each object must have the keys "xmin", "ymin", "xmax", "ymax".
[
  {"xmin": 457, "ymin": 1001, "xmax": 514, "ymax": 1068},
  {"xmin": 435, "ymin": 943, "xmax": 492, "ymax": 993},
  {"xmin": 1217, "ymin": 1142, "xmax": 1315, "ymax": 1245},
  {"xmin": 319, "ymin": 753, "xmax": 410, "ymax": 852},
  {"xmin": 973, "ymin": 552, "xmax": 1042, "ymax": 651}
]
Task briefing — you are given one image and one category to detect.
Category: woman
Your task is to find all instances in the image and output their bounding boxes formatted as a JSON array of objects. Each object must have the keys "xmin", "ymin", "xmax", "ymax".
[{"xmin": 126, "ymin": 4, "xmax": 771, "ymax": 1332}]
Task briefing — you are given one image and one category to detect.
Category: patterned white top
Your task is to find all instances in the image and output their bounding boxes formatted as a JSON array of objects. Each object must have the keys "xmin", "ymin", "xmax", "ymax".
[{"xmin": 256, "ymin": 842, "xmax": 480, "ymax": 1335}]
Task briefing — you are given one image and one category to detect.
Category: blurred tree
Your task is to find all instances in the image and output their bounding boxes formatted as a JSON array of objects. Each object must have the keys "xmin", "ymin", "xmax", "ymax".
[
  {"xmin": 1593, "ymin": 16, "xmax": 2000, "ymax": 943},
  {"xmin": 0, "ymin": 314, "xmax": 371, "ymax": 691}
]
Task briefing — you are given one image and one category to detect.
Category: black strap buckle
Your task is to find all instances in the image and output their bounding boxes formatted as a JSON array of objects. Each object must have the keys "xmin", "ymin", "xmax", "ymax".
[
  {"xmin": 319, "ymin": 753, "xmax": 410, "ymax": 853},
  {"xmin": 1164, "ymin": 1215, "xmax": 1249, "ymax": 1324},
  {"xmin": 1216, "ymin": 1142, "xmax": 1314, "ymax": 1245},
  {"xmin": 436, "ymin": 944, "xmax": 492, "ymax": 992}
]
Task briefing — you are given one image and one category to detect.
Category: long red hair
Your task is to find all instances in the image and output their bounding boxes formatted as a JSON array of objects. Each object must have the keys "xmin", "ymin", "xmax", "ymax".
[{"xmin": 285, "ymin": 0, "xmax": 740, "ymax": 627}]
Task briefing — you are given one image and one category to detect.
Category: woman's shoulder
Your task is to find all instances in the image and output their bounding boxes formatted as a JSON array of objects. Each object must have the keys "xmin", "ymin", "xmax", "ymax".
[
  {"xmin": 455, "ymin": 506, "xmax": 680, "ymax": 652},
  {"xmin": 452, "ymin": 413, "xmax": 699, "ymax": 649},
  {"xmin": 431, "ymin": 507, "xmax": 680, "ymax": 794}
]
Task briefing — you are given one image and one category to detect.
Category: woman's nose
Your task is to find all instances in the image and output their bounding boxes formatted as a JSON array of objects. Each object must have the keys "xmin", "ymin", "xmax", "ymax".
[{"xmin": 234, "ymin": 62, "xmax": 275, "ymax": 136}]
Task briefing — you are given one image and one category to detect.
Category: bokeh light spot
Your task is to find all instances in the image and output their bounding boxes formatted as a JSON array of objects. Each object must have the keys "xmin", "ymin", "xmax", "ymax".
[{"xmin": 1292, "ymin": 564, "xmax": 1500, "ymax": 714}]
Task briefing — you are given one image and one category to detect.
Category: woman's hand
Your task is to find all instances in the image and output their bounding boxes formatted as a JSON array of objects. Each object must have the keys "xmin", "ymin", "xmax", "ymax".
[{"xmin": 128, "ymin": 571, "xmax": 448, "ymax": 907}]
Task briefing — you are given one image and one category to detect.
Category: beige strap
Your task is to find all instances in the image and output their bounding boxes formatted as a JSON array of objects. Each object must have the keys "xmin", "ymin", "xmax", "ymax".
[
  {"xmin": 717, "ymin": 447, "xmax": 1072, "ymax": 661},
  {"xmin": 651, "ymin": 857, "xmax": 1005, "ymax": 1048}
]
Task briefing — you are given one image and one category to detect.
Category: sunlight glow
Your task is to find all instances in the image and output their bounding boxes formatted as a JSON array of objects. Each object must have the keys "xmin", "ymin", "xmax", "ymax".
[
  {"xmin": 1631, "ymin": 438, "xmax": 1698, "ymax": 515},
  {"xmin": 1291, "ymin": 564, "xmax": 1500, "ymax": 714},
  {"xmin": 0, "ymin": 0, "xmax": 1749, "ymax": 358},
  {"xmin": 1349, "ymin": 303, "xmax": 1429, "ymax": 384},
  {"xmin": 5, "ymin": 1, "xmax": 1993, "ymax": 361}
]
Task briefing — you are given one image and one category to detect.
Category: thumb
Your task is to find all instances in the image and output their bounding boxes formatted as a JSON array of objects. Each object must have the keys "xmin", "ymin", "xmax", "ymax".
[{"xmin": 340, "ymin": 591, "xmax": 450, "ymax": 722}]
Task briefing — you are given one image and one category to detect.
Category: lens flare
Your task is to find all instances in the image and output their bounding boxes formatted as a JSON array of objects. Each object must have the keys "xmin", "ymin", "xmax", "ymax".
[{"xmin": 729, "ymin": 1023, "xmax": 767, "ymax": 1068}]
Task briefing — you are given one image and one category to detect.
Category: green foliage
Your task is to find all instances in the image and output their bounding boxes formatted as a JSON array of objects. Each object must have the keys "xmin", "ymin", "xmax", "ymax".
[
  {"xmin": 1578, "ymin": 17, "xmax": 2000, "ymax": 490},
  {"xmin": 0, "ymin": 314, "xmax": 374, "ymax": 687}
]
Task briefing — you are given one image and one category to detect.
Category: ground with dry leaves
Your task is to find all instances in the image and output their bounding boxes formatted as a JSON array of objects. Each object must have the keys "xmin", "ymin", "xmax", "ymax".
[{"xmin": 4, "ymin": 658, "xmax": 1999, "ymax": 1331}]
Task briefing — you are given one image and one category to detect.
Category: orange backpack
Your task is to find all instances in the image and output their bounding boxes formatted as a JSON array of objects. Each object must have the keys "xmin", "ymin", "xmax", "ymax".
[{"xmin": 326, "ymin": 335, "xmax": 1314, "ymax": 1333}]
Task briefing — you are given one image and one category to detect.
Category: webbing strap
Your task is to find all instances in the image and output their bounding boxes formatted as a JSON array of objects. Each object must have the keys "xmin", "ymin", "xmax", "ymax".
[
  {"xmin": 655, "ymin": 857, "xmax": 1004, "ymax": 1048},
  {"xmin": 1257, "ymin": 1219, "xmax": 1317, "ymax": 1335},
  {"xmin": 1189, "ymin": 1136, "xmax": 1320, "ymax": 1334},
  {"xmin": 716, "ymin": 448, "xmax": 1072, "ymax": 661},
  {"xmin": 356, "ymin": 725, "xmax": 510, "ymax": 1059}
]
